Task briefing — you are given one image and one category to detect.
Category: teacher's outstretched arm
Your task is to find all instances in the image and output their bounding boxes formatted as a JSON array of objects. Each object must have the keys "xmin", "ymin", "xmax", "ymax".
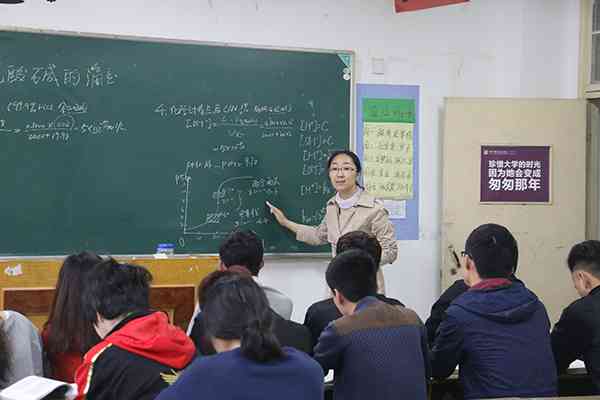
[
  {"xmin": 266, "ymin": 201, "xmax": 329, "ymax": 246},
  {"xmin": 265, "ymin": 201, "xmax": 301, "ymax": 234}
]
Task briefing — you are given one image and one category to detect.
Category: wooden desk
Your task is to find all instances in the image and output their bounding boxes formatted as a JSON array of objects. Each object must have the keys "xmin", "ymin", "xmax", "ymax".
[
  {"xmin": 485, "ymin": 397, "xmax": 600, "ymax": 400},
  {"xmin": 325, "ymin": 372, "xmax": 598, "ymax": 400},
  {"xmin": 430, "ymin": 368, "xmax": 596, "ymax": 400}
]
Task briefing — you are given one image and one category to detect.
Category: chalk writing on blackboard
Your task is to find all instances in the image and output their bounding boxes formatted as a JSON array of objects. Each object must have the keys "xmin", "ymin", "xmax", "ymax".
[
  {"xmin": 0, "ymin": 63, "xmax": 118, "ymax": 88},
  {"xmin": 172, "ymin": 102, "xmax": 335, "ymax": 247},
  {"xmin": 1, "ymin": 98, "xmax": 127, "ymax": 143},
  {"xmin": 6, "ymin": 100, "xmax": 88, "ymax": 114},
  {"xmin": 176, "ymin": 172, "xmax": 281, "ymax": 246}
]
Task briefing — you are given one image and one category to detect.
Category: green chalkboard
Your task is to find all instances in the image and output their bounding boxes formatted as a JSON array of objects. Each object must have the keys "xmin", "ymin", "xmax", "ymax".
[{"xmin": 0, "ymin": 30, "xmax": 351, "ymax": 256}]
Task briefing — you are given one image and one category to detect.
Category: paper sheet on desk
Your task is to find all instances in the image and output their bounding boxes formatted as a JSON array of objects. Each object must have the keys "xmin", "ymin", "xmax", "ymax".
[
  {"xmin": 570, "ymin": 359, "xmax": 585, "ymax": 369},
  {"xmin": 324, "ymin": 370, "xmax": 334, "ymax": 383}
]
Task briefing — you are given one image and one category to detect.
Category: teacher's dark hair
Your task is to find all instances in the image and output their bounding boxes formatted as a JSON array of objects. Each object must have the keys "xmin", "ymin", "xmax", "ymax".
[
  {"xmin": 201, "ymin": 270, "xmax": 284, "ymax": 363},
  {"xmin": 326, "ymin": 150, "xmax": 362, "ymax": 174}
]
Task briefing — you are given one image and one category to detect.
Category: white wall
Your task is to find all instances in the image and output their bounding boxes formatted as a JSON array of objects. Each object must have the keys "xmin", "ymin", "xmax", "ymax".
[{"xmin": 0, "ymin": 0, "xmax": 580, "ymax": 321}]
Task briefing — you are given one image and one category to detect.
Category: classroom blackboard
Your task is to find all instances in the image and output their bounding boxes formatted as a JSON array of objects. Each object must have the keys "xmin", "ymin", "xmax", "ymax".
[{"xmin": 0, "ymin": 29, "xmax": 352, "ymax": 256}]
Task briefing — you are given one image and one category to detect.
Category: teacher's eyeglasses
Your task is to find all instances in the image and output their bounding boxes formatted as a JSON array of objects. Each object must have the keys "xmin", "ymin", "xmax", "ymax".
[{"xmin": 329, "ymin": 167, "xmax": 356, "ymax": 174}]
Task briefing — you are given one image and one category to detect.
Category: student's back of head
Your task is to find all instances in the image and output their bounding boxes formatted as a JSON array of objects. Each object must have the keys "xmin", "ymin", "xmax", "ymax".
[
  {"xmin": 568, "ymin": 240, "xmax": 600, "ymax": 273},
  {"xmin": 568, "ymin": 240, "xmax": 600, "ymax": 277},
  {"xmin": 219, "ymin": 230, "xmax": 264, "ymax": 276},
  {"xmin": 82, "ymin": 258, "xmax": 152, "ymax": 323},
  {"xmin": 336, "ymin": 231, "xmax": 382, "ymax": 266},
  {"xmin": 158, "ymin": 274, "xmax": 323, "ymax": 400},
  {"xmin": 76, "ymin": 259, "xmax": 195, "ymax": 400},
  {"xmin": 566, "ymin": 239, "xmax": 600, "ymax": 298},
  {"xmin": 326, "ymin": 249, "xmax": 377, "ymax": 303},
  {"xmin": 464, "ymin": 223, "xmax": 518, "ymax": 279},
  {"xmin": 200, "ymin": 270, "xmax": 283, "ymax": 362},
  {"xmin": 430, "ymin": 223, "xmax": 557, "ymax": 399}
]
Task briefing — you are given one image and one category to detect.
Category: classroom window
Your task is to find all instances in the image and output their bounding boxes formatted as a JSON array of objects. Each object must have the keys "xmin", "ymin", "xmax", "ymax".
[
  {"xmin": 592, "ymin": 0, "xmax": 600, "ymax": 83},
  {"xmin": 580, "ymin": 0, "xmax": 600, "ymax": 97}
]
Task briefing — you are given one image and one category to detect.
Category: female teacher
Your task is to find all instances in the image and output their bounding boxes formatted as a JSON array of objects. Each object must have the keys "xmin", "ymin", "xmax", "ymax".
[{"xmin": 266, "ymin": 150, "xmax": 397, "ymax": 292}]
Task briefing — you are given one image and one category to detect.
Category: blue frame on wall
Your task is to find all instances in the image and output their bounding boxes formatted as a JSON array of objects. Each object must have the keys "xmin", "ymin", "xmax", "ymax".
[{"xmin": 356, "ymin": 84, "xmax": 419, "ymax": 240}]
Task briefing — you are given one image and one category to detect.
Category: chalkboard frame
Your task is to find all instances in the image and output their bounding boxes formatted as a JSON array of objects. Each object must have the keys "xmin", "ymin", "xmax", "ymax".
[{"xmin": 0, "ymin": 26, "xmax": 355, "ymax": 258}]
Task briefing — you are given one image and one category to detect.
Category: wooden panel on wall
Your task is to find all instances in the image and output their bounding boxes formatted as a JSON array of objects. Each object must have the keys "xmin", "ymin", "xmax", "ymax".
[
  {"xmin": 0, "ymin": 256, "xmax": 218, "ymax": 288},
  {"xmin": 3, "ymin": 285, "xmax": 197, "ymax": 331},
  {"xmin": 149, "ymin": 286, "xmax": 196, "ymax": 330},
  {"xmin": 0, "ymin": 256, "xmax": 218, "ymax": 330},
  {"xmin": 3, "ymin": 287, "xmax": 54, "ymax": 329}
]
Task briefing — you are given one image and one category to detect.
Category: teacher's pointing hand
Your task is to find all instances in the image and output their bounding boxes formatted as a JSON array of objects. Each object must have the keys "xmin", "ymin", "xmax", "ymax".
[{"xmin": 266, "ymin": 201, "xmax": 299, "ymax": 233}]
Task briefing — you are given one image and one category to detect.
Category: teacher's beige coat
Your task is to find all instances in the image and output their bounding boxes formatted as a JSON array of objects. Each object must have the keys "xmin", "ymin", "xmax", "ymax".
[{"xmin": 295, "ymin": 191, "xmax": 398, "ymax": 293}]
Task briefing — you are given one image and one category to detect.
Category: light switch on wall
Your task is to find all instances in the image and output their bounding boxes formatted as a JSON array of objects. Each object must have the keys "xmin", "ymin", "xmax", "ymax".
[{"xmin": 371, "ymin": 57, "xmax": 385, "ymax": 75}]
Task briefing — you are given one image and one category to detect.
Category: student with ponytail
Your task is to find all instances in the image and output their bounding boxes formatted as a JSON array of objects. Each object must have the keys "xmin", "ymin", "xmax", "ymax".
[{"xmin": 157, "ymin": 270, "xmax": 323, "ymax": 400}]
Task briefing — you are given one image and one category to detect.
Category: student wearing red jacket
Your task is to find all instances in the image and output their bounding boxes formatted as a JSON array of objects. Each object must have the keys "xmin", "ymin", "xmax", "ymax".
[{"xmin": 75, "ymin": 259, "xmax": 195, "ymax": 400}]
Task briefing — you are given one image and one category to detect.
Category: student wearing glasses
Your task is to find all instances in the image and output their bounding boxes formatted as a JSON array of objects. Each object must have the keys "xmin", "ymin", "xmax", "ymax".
[
  {"xmin": 267, "ymin": 150, "xmax": 397, "ymax": 292},
  {"xmin": 431, "ymin": 223, "xmax": 556, "ymax": 399}
]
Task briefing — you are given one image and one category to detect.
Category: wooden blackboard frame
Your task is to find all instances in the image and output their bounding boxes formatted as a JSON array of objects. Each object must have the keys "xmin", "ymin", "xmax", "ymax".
[{"xmin": 0, "ymin": 26, "xmax": 355, "ymax": 258}]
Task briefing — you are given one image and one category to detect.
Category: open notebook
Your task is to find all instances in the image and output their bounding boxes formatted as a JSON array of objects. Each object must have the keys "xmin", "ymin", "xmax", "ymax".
[{"xmin": 0, "ymin": 376, "xmax": 77, "ymax": 400}]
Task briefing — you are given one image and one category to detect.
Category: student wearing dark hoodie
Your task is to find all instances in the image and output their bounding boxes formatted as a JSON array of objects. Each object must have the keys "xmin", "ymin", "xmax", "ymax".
[
  {"xmin": 551, "ymin": 240, "xmax": 600, "ymax": 394},
  {"xmin": 431, "ymin": 223, "xmax": 557, "ymax": 399},
  {"xmin": 75, "ymin": 259, "xmax": 196, "ymax": 400}
]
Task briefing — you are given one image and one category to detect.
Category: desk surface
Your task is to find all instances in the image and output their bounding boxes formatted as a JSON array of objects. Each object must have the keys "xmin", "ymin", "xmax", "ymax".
[
  {"xmin": 442, "ymin": 362, "xmax": 587, "ymax": 381},
  {"xmin": 430, "ymin": 364, "xmax": 596, "ymax": 400},
  {"xmin": 486, "ymin": 397, "xmax": 600, "ymax": 400}
]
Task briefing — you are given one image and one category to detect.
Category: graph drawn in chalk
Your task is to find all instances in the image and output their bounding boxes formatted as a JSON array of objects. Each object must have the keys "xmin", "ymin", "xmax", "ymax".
[{"xmin": 176, "ymin": 164, "xmax": 280, "ymax": 245}]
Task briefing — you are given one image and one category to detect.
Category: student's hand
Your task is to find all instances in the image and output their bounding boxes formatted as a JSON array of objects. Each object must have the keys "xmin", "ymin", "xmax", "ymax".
[{"xmin": 266, "ymin": 201, "xmax": 289, "ymax": 227}]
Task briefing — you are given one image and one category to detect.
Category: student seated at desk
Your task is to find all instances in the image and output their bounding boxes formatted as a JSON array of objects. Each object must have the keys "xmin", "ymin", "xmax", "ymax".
[
  {"xmin": 424, "ymin": 279, "xmax": 468, "ymax": 346},
  {"xmin": 42, "ymin": 251, "xmax": 102, "ymax": 382},
  {"xmin": 313, "ymin": 249, "xmax": 429, "ymax": 400},
  {"xmin": 304, "ymin": 231, "xmax": 404, "ymax": 348},
  {"xmin": 157, "ymin": 270, "xmax": 323, "ymax": 400},
  {"xmin": 75, "ymin": 259, "xmax": 195, "ymax": 400},
  {"xmin": 551, "ymin": 240, "xmax": 600, "ymax": 394},
  {"xmin": 0, "ymin": 310, "xmax": 43, "ymax": 389},
  {"xmin": 187, "ymin": 229, "xmax": 292, "ymax": 335},
  {"xmin": 425, "ymin": 261, "xmax": 521, "ymax": 346},
  {"xmin": 431, "ymin": 223, "xmax": 557, "ymax": 399},
  {"xmin": 189, "ymin": 230, "xmax": 309, "ymax": 354},
  {"xmin": 190, "ymin": 265, "xmax": 312, "ymax": 355}
]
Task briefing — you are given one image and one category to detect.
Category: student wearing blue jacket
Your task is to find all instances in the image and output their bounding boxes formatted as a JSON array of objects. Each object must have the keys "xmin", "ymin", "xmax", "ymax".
[{"xmin": 431, "ymin": 223, "xmax": 557, "ymax": 399}]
